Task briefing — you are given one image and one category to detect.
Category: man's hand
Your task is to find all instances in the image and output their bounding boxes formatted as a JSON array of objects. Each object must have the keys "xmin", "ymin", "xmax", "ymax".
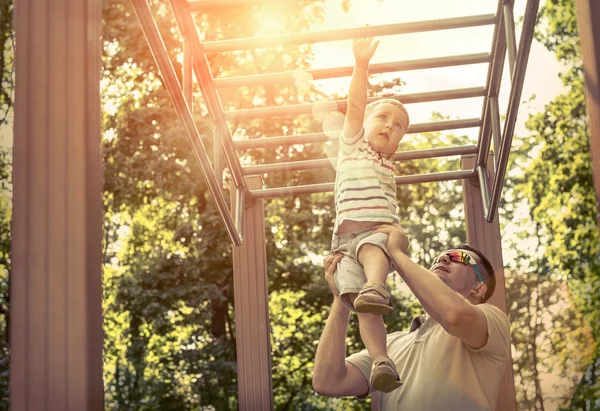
[
  {"xmin": 353, "ymin": 37, "xmax": 380, "ymax": 67},
  {"xmin": 376, "ymin": 224, "xmax": 409, "ymax": 254},
  {"xmin": 324, "ymin": 253, "xmax": 343, "ymax": 296}
]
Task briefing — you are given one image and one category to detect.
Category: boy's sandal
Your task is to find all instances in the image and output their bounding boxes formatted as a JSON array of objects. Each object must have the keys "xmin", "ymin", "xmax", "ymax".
[
  {"xmin": 354, "ymin": 282, "xmax": 392, "ymax": 315},
  {"xmin": 370, "ymin": 356, "xmax": 403, "ymax": 393}
]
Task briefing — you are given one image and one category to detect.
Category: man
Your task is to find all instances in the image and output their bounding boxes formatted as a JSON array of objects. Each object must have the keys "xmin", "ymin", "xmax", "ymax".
[{"xmin": 312, "ymin": 225, "xmax": 511, "ymax": 411}]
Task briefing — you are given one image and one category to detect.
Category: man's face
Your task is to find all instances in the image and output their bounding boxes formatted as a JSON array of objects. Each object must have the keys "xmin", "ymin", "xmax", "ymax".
[
  {"xmin": 430, "ymin": 249, "xmax": 483, "ymax": 297},
  {"xmin": 364, "ymin": 103, "xmax": 408, "ymax": 156}
]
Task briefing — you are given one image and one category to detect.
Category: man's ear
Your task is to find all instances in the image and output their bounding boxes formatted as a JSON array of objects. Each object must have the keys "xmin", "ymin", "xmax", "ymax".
[{"xmin": 471, "ymin": 283, "xmax": 487, "ymax": 303}]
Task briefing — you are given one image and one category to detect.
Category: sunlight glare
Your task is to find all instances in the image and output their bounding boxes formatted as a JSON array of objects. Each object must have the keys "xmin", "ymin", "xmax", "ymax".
[
  {"xmin": 293, "ymin": 69, "xmax": 314, "ymax": 90},
  {"xmin": 254, "ymin": 13, "xmax": 287, "ymax": 36}
]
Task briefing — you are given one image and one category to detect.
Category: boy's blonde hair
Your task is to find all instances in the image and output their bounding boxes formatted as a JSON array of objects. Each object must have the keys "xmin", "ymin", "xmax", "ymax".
[{"xmin": 365, "ymin": 98, "xmax": 410, "ymax": 129}]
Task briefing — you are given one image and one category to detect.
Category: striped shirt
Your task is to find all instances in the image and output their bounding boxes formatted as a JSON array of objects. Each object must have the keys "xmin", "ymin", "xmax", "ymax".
[{"xmin": 333, "ymin": 128, "xmax": 399, "ymax": 234}]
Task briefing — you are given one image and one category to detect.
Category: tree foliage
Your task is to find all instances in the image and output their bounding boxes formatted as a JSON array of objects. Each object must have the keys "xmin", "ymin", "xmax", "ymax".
[{"xmin": 519, "ymin": 0, "xmax": 600, "ymax": 408}]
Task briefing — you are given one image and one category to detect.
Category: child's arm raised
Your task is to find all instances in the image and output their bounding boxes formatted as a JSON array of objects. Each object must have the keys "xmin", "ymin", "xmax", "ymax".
[{"xmin": 342, "ymin": 37, "xmax": 380, "ymax": 141}]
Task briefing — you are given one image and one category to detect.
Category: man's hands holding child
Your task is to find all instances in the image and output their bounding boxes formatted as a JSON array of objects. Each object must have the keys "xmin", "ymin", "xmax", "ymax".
[
  {"xmin": 324, "ymin": 253, "xmax": 342, "ymax": 296},
  {"xmin": 376, "ymin": 224, "xmax": 409, "ymax": 254},
  {"xmin": 323, "ymin": 224, "xmax": 408, "ymax": 297},
  {"xmin": 353, "ymin": 37, "xmax": 380, "ymax": 67}
]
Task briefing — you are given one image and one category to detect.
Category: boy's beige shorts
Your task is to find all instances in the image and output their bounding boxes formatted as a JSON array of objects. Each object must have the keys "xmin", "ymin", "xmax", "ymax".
[{"xmin": 331, "ymin": 227, "xmax": 394, "ymax": 311}]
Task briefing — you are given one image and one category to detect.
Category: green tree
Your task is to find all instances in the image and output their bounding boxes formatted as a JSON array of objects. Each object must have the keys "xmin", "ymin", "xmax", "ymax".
[
  {"xmin": 505, "ymin": 222, "xmax": 595, "ymax": 410},
  {"xmin": 518, "ymin": 0, "xmax": 600, "ymax": 408}
]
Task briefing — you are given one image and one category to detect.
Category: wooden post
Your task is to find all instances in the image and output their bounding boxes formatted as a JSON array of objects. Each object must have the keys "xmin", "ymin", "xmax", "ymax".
[
  {"xmin": 575, "ymin": 0, "xmax": 600, "ymax": 229},
  {"xmin": 11, "ymin": 1, "xmax": 104, "ymax": 410},
  {"xmin": 461, "ymin": 154, "xmax": 516, "ymax": 411},
  {"xmin": 231, "ymin": 176, "xmax": 273, "ymax": 410}
]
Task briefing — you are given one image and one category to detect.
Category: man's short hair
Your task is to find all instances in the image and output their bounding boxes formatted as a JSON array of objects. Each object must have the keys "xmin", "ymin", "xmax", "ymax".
[
  {"xmin": 365, "ymin": 98, "xmax": 410, "ymax": 129},
  {"xmin": 456, "ymin": 244, "xmax": 496, "ymax": 303}
]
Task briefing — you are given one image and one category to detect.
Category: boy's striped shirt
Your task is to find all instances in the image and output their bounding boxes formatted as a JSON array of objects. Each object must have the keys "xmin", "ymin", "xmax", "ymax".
[{"xmin": 333, "ymin": 128, "xmax": 399, "ymax": 234}]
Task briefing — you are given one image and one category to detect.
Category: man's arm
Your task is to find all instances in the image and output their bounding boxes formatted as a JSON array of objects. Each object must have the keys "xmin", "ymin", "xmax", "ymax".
[
  {"xmin": 376, "ymin": 226, "xmax": 489, "ymax": 349},
  {"xmin": 312, "ymin": 254, "xmax": 370, "ymax": 397},
  {"xmin": 342, "ymin": 38, "xmax": 379, "ymax": 141}
]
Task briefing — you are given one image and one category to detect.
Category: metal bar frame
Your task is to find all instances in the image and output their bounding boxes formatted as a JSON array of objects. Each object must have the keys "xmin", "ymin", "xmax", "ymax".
[
  {"xmin": 183, "ymin": 36, "xmax": 193, "ymax": 106},
  {"xmin": 131, "ymin": 0, "xmax": 243, "ymax": 245},
  {"xmin": 131, "ymin": 2, "xmax": 541, "ymax": 410},
  {"xmin": 250, "ymin": 170, "xmax": 476, "ymax": 199},
  {"xmin": 225, "ymin": 87, "xmax": 486, "ymax": 121},
  {"xmin": 202, "ymin": 14, "xmax": 497, "ymax": 53},
  {"xmin": 486, "ymin": 0, "xmax": 539, "ymax": 222},
  {"xmin": 234, "ymin": 118, "xmax": 482, "ymax": 150},
  {"xmin": 214, "ymin": 53, "xmax": 491, "ymax": 89},
  {"xmin": 189, "ymin": 0, "xmax": 297, "ymax": 12},
  {"xmin": 169, "ymin": 0, "xmax": 247, "ymax": 191},
  {"xmin": 244, "ymin": 145, "xmax": 478, "ymax": 175},
  {"xmin": 503, "ymin": 1, "xmax": 518, "ymax": 80},
  {"xmin": 475, "ymin": 0, "xmax": 507, "ymax": 169},
  {"xmin": 132, "ymin": 0, "xmax": 538, "ymax": 231}
]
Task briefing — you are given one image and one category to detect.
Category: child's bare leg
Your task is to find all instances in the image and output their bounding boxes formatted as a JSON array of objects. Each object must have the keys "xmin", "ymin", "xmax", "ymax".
[
  {"xmin": 354, "ymin": 244, "xmax": 392, "ymax": 315},
  {"xmin": 357, "ymin": 312, "xmax": 388, "ymax": 359},
  {"xmin": 357, "ymin": 244, "xmax": 388, "ymax": 285},
  {"xmin": 356, "ymin": 305, "xmax": 402, "ymax": 392}
]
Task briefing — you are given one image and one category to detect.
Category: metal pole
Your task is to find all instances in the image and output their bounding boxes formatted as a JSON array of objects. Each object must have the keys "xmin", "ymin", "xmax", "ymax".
[
  {"xmin": 477, "ymin": 96, "xmax": 501, "ymax": 173},
  {"xmin": 215, "ymin": 122, "xmax": 224, "ymax": 184},
  {"xmin": 487, "ymin": 0, "xmax": 540, "ymax": 222},
  {"xmin": 461, "ymin": 154, "xmax": 517, "ymax": 411},
  {"xmin": 243, "ymin": 145, "xmax": 478, "ymax": 175},
  {"xmin": 231, "ymin": 176, "xmax": 272, "ymax": 411},
  {"xmin": 477, "ymin": 164, "xmax": 491, "ymax": 217},
  {"xmin": 203, "ymin": 14, "xmax": 497, "ymax": 53},
  {"xmin": 475, "ymin": 0, "xmax": 506, "ymax": 166},
  {"xmin": 183, "ymin": 36, "xmax": 193, "ymax": 107},
  {"xmin": 575, "ymin": 0, "xmax": 600, "ymax": 230},
  {"xmin": 249, "ymin": 169, "xmax": 476, "ymax": 199},
  {"xmin": 234, "ymin": 118, "xmax": 482, "ymax": 150},
  {"xmin": 214, "ymin": 53, "xmax": 491, "ymax": 89},
  {"xmin": 131, "ymin": 0, "xmax": 242, "ymax": 245},
  {"xmin": 504, "ymin": 1, "xmax": 518, "ymax": 80},
  {"xmin": 235, "ymin": 187, "xmax": 245, "ymax": 242},
  {"xmin": 225, "ymin": 87, "xmax": 486, "ymax": 121},
  {"xmin": 169, "ymin": 0, "xmax": 247, "ymax": 191},
  {"xmin": 490, "ymin": 96, "xmax": 502, "ymax": 161}
]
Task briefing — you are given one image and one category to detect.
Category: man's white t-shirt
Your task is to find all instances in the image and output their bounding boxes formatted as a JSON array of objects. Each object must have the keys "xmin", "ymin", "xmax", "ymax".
[{"xmin": 346, "ymin": 303, "xmax": 511, "ymax": 411}]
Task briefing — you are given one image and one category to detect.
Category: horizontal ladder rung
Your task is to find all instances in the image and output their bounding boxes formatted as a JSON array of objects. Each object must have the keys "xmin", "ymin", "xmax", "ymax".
[
  {"xmin": 202, "ymin": 14, "xmax": 497, "ymax": 53},
  {"xmin": 225, "ymin": 87, "xmax": 486, "ymax": 121},
  {"xmin": 243, "ymin": 145, "xmax": 478, "ymax": 176},
  {"xmin": 234, "ymin": 118, "xmax": 482, "ymax": 150},
  {"xmin": 213, "ymin": 53, "xmax": 491, "ymax": 89},
  {"xmin": 188, "ymin": 0, "xmax": 291, "ymax": 11},
  {"xmin": 249, "ymin": 169, "xmax": 476, "ymax": 198}
]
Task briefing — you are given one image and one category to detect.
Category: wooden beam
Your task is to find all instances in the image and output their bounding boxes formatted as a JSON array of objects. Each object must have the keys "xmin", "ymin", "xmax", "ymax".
[
  {"xmin": 231, "ymin": 176, "xmax": 273, "ymax": 410},
  {"xmin": 576, "ymin": 0, "xmax": 600, "ymax": 229},
  {"xmin": 11, "ymin": 0, "xmax": 104, "ymax": 410},
  {"xmin": 461, "ymin": 154, "xmax": 517, "ymax": 411}
]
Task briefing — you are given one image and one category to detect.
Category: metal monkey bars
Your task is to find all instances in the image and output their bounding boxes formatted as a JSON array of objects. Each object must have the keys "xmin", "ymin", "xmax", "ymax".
[{"xmin": 131, "ymin": 0, "xmax": 539, "ymax": 246}]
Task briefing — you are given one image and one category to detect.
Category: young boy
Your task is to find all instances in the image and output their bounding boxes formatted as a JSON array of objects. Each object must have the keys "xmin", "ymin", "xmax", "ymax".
[{"xmin": 331, "ymin": 37, "xmax": 409, "ymax": 393}]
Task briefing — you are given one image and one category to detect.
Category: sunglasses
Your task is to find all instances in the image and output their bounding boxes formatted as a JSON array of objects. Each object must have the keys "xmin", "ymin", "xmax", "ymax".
[{"xmin": 432, "ymin": 250, "xmax": 484, "ymax": 283}]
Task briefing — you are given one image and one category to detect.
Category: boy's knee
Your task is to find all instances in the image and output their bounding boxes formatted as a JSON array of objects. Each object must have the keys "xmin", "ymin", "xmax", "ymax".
[{"xmin": 357, "ymin": 243, "xmax": 385, "ymax": 263}]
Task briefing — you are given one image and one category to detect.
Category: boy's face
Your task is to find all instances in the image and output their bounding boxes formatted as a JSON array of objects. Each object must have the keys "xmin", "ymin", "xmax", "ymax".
[{"xmin": 364, "ymin": 103, "xmax": 408, "ymax": 157}]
